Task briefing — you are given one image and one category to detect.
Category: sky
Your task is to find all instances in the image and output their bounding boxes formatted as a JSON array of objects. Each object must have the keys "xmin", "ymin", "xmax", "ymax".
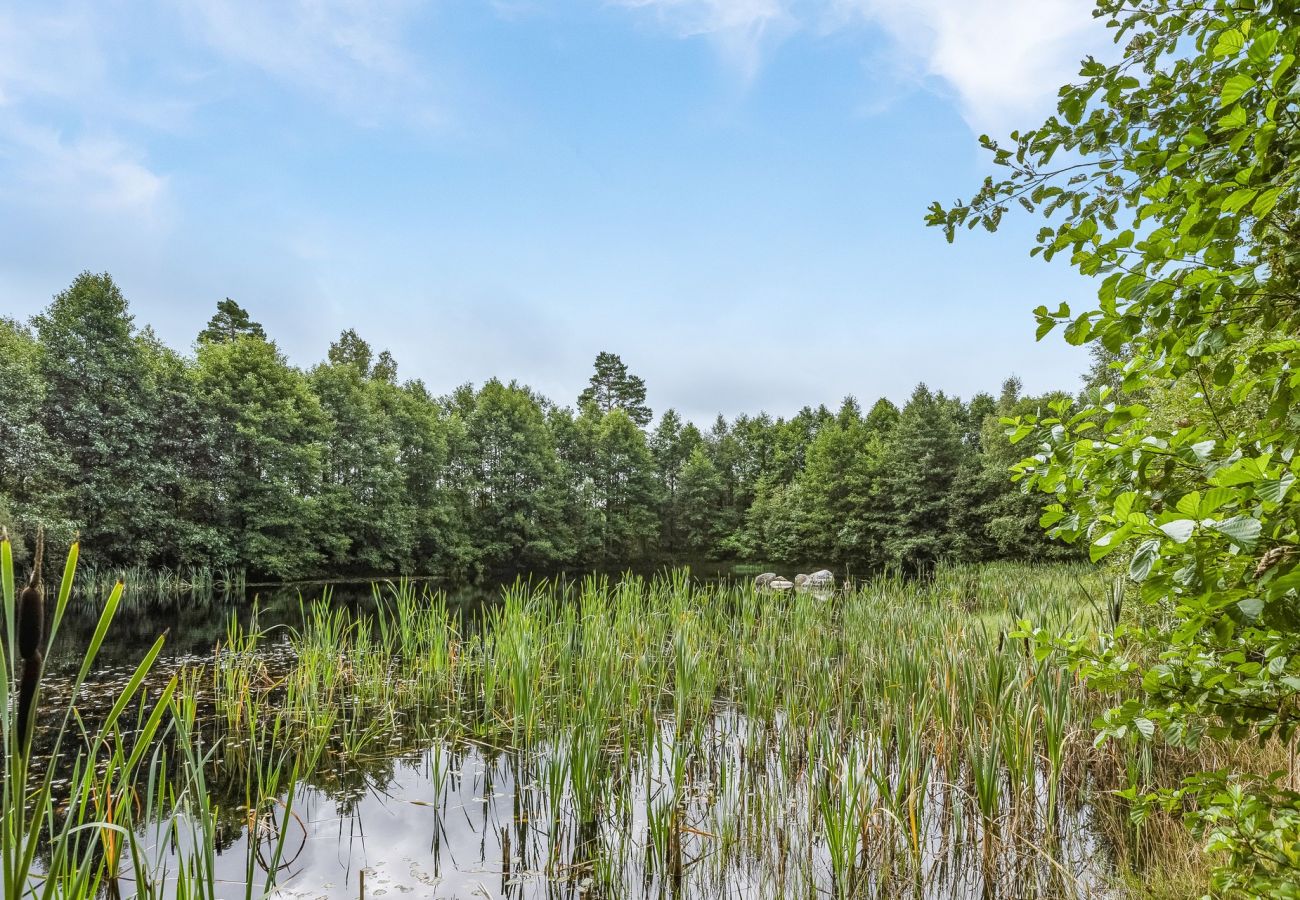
[{"xmin": 0, "ymin": 0, "xmax": 1110, "ymax": 424}]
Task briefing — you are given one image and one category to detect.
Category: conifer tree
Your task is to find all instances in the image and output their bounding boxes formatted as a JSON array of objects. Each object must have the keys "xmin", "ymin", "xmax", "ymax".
[
  {"xmin": 197, "ymin": 298, "xmax": 266, "ymax": 345},
  {"xmin": 578, "ymin": 352, "xmax": 651, "ymax": 428}
]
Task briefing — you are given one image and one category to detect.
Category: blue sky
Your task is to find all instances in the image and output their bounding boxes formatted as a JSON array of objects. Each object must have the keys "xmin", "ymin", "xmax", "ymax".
[{"xmin": 0, "ymin": 0, "xmax": 1107, "ymax": 423}]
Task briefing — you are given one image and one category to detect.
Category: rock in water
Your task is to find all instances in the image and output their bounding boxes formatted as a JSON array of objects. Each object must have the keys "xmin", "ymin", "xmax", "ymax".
[
  {"xmin": 769, "ymin": 578, "xmax": 795, "ymax": 591},
  {"xmin": 754, "ymin": 572, "xmax": 778, "ymax": 589}
]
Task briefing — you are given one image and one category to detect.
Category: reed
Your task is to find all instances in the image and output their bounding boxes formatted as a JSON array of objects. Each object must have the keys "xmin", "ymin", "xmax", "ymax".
[
  {"xmin": 197, "ymin": 561, "xmax": 1232, "ymax": 897},
  {"xmin": 0, "ymin": 532, "xmax": 298, "ymax": 899}
]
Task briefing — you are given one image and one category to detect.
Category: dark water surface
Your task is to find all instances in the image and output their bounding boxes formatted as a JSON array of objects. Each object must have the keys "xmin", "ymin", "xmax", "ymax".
[{"xmin": 49, "ymin": 561, "xmax": 784, "ymax": 674}]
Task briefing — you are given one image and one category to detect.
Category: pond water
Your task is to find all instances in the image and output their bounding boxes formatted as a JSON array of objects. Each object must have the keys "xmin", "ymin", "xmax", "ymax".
[
  {"xmin": 37, "ymin": 564, "xmax": 1119, "ymax": 900},
  {"xmin": 47, "ymin": 561, "xmax": 786, "ymax": 673}
]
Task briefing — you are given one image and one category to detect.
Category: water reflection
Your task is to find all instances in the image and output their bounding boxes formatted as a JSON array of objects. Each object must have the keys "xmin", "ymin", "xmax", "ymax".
[
  {"xmin": 46, "ymin": 565, "xmax": 1116, "ymax": 899},
  {"xmin": 125, "ymin": 719, "xmax": 1113, "ymax": 899}
]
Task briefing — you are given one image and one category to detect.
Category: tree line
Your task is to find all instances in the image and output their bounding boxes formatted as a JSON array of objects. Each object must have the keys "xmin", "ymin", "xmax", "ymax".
[{"xmin": 0, "ymin": 272, "xmax": 1073, "ymax": 581}]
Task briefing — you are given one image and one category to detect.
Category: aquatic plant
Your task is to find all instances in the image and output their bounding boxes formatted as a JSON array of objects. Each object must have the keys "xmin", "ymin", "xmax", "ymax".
[
  {"xmin": 0, "ymin": 531, "xmax": 297, "ymax": 899},
  {"xmin": 200, "ymin": 562, "xmax": 1242, "ymax": 897}
]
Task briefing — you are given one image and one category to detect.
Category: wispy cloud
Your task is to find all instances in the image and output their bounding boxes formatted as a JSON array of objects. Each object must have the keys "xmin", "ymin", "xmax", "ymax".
[
  {"xmin": 612, "ymin": 0, "xmax": 795, "ymax": 80},
  {"xmin": 179, "ymin": 0, "xmax": 443, "ymax": 126},
  {"xmin": 610, "ymin": 0, "xmax": 1104, "ymax": 133},
  {"xmin": 2, "ymin": 121, "xmax": 168, "ymax": 219},
  {"xmin": 836, "ymin": 0, "xmax": 1103, "ymax": 134},
  {"xmin": 0, "ymin": 4, "xmax": 171, "ymax": 223}
]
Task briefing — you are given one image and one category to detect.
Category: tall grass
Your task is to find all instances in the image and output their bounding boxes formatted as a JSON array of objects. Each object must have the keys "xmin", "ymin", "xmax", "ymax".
[
  {"xmin": 0, "ymin": 532, "xmax": 291, "ymax": 899},
  {"xmin": 203, "ymin": 562, "xmax": 1229, "ymax": 897}
]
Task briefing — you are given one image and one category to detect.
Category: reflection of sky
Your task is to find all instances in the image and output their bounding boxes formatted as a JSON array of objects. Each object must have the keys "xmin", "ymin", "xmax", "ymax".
[
  {"xmin": 45, "ymin": 580, "xmax": 1120, "ymax": 898},
  {"xmin": 259, "ymin": 749, "xmax": 520, "ymax": 899},
  {"xmin": 118, "ymin": 718, "xmax": 1116, "ymax": 900}
]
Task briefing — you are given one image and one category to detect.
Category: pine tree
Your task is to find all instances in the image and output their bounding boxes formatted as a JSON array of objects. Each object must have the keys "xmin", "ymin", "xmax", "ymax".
[
  {"xmin": 197, "ymin": 298, "xmax": 266, "ymax": 345},
  {"xmin": 577, "ymin": 352, "xmax": 651, "ymax": 428}
]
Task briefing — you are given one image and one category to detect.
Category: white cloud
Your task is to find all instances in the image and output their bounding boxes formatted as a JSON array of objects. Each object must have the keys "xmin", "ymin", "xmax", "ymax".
[
  {"xmin": 837, "ymin": 0, "xmax": 1103, "ymax": 133},
  {"xmin": 1, "ymin": 121, "xmax": 168, "ymax": 220},
  {"xmin": 612, "ymin": 0, "xmax": 796, "ymax": 80},
  {"xmin": 611, "ymin": 0, "xmax": 1105, "ymax": 133},
  {"xmin": 0, "ymin": 5, "xmax": 171, "ymax": 225},
  {"xmin": 180, "ymin": 0, "xmax": 443, "ymax": 126}
]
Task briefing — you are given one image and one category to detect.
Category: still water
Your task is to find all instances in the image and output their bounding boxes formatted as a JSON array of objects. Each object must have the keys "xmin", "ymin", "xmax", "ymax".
[{"xmin": 39, "ymin": 565, "xmax": 1114, "ymax": 900}]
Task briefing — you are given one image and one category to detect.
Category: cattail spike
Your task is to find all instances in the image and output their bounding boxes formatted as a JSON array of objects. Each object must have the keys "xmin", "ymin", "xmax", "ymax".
[
  {"xmin": 16, "ymin": 526, "xmax": 45, "ymax": 752},
  {"xmin": 16, "ymin": 656, "xmax": 41, "ymax": 750}
]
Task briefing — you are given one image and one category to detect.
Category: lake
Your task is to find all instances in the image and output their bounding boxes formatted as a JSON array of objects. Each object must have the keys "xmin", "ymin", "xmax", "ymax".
[{"xmin": 34, "ymin": 564, "xmax": 1122, "ymax": 899}]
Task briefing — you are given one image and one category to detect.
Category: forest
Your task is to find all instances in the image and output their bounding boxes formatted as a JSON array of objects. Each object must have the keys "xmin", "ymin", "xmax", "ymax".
[{"xmin": 0, "ymin": 275, "xmax": 1072, "ymax": 581}]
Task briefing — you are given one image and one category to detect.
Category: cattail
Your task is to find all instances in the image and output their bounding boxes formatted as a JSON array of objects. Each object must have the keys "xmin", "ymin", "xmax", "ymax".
[{"xmin": 17, "ymin": 527, "xmax": 44, "ymax": 751}]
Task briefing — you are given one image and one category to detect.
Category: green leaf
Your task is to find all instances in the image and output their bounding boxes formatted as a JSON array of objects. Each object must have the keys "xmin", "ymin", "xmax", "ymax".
[
  {"xmin": 1114, "ymin": 491, "xmax": 1138, "ymax": 519},
  {"xmin": 1248, "ymin": 30, "xmax": 1280, "ymax": 66},
  {"xmin": 1063, "ymin": 315, "xmax": 1093, "ymax": 346},
  {"xmin": 1213, "ymin": 516, "xmax": 1263, "ymax": 549},
  {"xmin": 1130, "ymin": 539, "xmax": 1161, "ymax": 582},
  {"xmin": 1258, "ymin": 472, "xmax": 1295, "ymax": 503},
  {"xmin": 1252, "ymin": 186, "xmax": 1284, "ymax": 218},
  {"xmin": 1090, "ymin": 528, "xmax": 1128, "ymax": 562},
  {"xmin": 1213, "ymin": 29, "xmax": 1245, "ymax": 58},
  {"xmin": 1218, "ymin": 105, "xmax": 1249, "ymax": 130},
  {"xmin": 1219, "ymin": 74, "xmax": 1254, "ymax": 107},
  {"xmin": 1238, "ymin": 597, "xmax": 1264, "ymax": 618},
  {"xmin": 1159, "ymin": 519, "xmax": 1196, "ymax": 543},
  {"xmin": 1221, "ymin": 188, "xmax": 1257, "ymax": 213}
]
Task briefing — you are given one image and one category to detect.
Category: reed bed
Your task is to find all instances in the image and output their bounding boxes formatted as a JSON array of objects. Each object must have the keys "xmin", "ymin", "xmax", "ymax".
[
  {"xmin": 74, "ymin": 565, "xmax": 247, "ymax": 607},
  {"xmin": 0, "ymin": 532, "xmax": 294, "ymax": 899},
  {"xmin": 203, "ymin": 563, "xmax": 1220, "ymax": 898}
]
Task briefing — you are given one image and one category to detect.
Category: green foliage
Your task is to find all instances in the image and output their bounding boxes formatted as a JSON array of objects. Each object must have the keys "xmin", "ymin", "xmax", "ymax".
[
  {"xmin": 675, "ymin": 444, "xmax": 726, "ymax": 553},
  {"xmin": 463, "ymin": 379, "xmax": 574, "ymax": 573},
  {"xmin": 594, "ymin": 408, "xmax": 660, "ymax": 561},
  {"xmin": 650, "ymin": 409, "xmax": 701, "ymax": 552},
  {"xmin": 578, "ymin": 351, "xmax": 652, "ymax": 428},
  {"xmin": 195, "ymin": 334, "xmax": 325, "ymax": 579},
  {"xmin": 197, "ymin": 297, "xmax": 266, "ymax": 345},
  {"xmin": 312, "ymin": 331, "xmax": 413, "ymax": 572},
  {"xmin": 874, "ymin": 385, "xmax": 967, "ymax": 570},
  {"xmin": 0, "ymin": 318, "xmax": 68, "ymax": 547},
  {"xmin": 34, "ymin": 273, "xmax": 180, "ymax": 565},
  {"xmin": 5, "ymin": 275, "xmax": 1070, "ymax": 581},
  {"xmin": 932, "ymin": 0, "xmax": 1300, "ymax": 892}
]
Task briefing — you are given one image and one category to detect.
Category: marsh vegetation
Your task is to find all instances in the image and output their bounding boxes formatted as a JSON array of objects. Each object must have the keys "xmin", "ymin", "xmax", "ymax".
[{"xmin": 7, "ymin": 541, "xmax": 1244, "ymax": 898}]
